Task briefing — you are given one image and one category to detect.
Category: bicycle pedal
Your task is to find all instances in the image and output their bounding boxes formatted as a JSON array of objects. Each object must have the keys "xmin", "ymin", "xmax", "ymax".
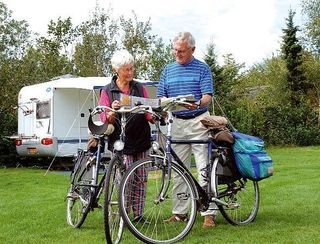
[
  {"xmin": 228, "ymin": 202, "xmax": 240, "ymax": 209},
  {"xmin": 66, "ymin": 192, "xmax": 79, "ymax": 200}
]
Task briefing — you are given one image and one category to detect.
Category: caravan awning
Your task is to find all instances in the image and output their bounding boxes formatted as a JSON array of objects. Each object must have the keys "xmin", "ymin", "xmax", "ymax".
[
  {"xmin": 49, "ymin": 76, "xmax": 158, "ymax": 90},
  {"xmin": 18, "ymin": 76, "xmax": 159, "ymax": 102}
]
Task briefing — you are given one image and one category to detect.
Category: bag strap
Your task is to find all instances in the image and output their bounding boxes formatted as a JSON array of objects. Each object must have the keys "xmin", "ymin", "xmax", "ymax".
[{"xmin": 212, "ymin": 96, "xmax": 237, "ymax": 132}]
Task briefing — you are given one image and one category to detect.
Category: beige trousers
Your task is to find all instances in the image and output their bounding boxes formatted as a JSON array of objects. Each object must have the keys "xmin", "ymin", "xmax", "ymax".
[{"xmin": 171, "ymin": 111, "xmax": 217, "ymax": 216}]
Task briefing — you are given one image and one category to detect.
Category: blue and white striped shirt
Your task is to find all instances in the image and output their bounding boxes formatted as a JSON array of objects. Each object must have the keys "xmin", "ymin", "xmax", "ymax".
[{"xmin": 157, "ymin": 57, "xmax": 213, "ymax": 117}]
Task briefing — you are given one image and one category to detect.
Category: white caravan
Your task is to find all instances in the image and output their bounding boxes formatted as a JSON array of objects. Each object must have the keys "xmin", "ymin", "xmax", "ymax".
[{"xmin": 13, "ymin": 76, "xmax": 158, "ymax": 158}]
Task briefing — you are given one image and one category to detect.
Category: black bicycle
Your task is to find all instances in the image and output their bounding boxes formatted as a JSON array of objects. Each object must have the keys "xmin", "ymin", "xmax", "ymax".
[
  {"xmin": 66, "ymin": 113, "xmax": 110, "ymax": 229},
  {"xmin": 89, "ymin": 104, "xmax": 158, "ymax": 243},
  {"xmin": 118, "ymin": 96, "xmax": 260, "ymax": 243},
  {"xmin": 66, "ymin": 106, "xmax": 127, "ymax": 244}
]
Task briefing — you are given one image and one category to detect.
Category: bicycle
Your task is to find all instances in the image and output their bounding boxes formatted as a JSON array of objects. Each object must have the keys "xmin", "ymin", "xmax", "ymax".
[
  {"xmin": 118, "ymin": 95, "xmax": 260, "ymax": 243},
  {"xmin": 86, "ymin": 103, "xmax": 159, "ymax": 243},
  {"xmin": 66, "ymin": 113, "xmax": 110, "ymax": 229},
  {"xmin": 67, "ymin": 103, "xmax": 144, "ymax": 243}
]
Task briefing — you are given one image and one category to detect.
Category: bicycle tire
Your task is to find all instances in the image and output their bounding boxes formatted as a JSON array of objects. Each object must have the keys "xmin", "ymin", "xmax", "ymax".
[
  {"xmin": 212, "ymin": 157, "xmax": 260, "ymax": 225},
  {"xmin": 119, "ymin": 159, "xmax": 197, "ymax": 244},
  {"xmin": 66, "ymin": 154, "xmax": 94, "ymax": 228},
  {"xmin": 104, "ymin": 157, "xmax": 124, "ymax": 244}
]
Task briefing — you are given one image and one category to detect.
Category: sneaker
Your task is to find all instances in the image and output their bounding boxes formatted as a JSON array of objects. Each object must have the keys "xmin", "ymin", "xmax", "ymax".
[
  {"xmin": 163, "ymin": 214, "xmax": 188, "ymax": 223},
  {"xmin": 202, "ymin": 215, "xmax": 216, "ymax": 228}
]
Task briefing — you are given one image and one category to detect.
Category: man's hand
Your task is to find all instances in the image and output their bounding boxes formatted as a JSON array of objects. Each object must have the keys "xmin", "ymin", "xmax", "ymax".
[{"xmin": 184, "ymin": 103, "xmax": 198, "ymax": 110}]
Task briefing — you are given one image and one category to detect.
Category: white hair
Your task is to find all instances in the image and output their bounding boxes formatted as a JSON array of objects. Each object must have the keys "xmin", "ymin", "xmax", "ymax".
[
  {"xmin": 111, "ymin": 49, "xmax": 134, "ymax": 71},
  {"xmin": 172, "ymin": 32, "xmax": 196, "ymax": 48}
]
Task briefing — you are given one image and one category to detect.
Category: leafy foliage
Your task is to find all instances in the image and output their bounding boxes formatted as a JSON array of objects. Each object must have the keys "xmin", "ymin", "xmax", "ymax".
[
  {"xmin": 1, "ymin": 2, "xmax": 320, "ymax": 166},
  {"xmin": 74, "ymin": 6, "xmax": 118, "ymax": 77},
  {"xmin": 281, "ymin": 9, "xmax": 309, "ymax": 106},
  {"xmin": 0, "ymin": 3, "xmax": 30, "ymax": 60},
  {"xmin": 263, "ymin": 105, "xmax": 320, "ymax": 145},
  {"xmin": 204, "ymin": 43, "xmax": 244, "ymax": 114},
  {"xmin": 119, "ymin": 11, "xmax": 173, "ymax": 80},
  {"xmin": 302, "ymin": 0, "xmax": 320, "ymax": 55},
  {"xmin": 0, "ymin": 3, "xmax": 32, "ymax": 163}
]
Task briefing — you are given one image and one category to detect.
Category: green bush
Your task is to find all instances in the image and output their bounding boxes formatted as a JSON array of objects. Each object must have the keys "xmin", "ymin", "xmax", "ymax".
[
  {"xmin": 293, "ymin": 126, "xmax": 320, "ymax": 146},
  {"xmin": 0, "ymin": 110, "xmax": 18, "ymax": 166},
  {"xmin": 225, "ymin": 104, "xmax": 320, "ymax": 146},
  {"xmin": 261, "ymin": 105, "xmax": 320, "ymax": 145}
]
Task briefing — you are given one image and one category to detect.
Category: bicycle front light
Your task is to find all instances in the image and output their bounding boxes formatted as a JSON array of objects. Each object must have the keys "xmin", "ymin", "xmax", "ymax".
[{"xmin": 114, "ymin": 140, "xmax": 125, "ymax": 151}]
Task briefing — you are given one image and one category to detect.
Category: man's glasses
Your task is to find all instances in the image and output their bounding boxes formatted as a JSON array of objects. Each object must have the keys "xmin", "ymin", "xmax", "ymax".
[{"xmin": 172, "ymin": 47, "xmax": 192, "ymax": 55}]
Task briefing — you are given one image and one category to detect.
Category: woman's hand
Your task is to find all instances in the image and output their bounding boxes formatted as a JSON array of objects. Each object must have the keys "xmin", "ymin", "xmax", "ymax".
[
  {"xmin": 107, "ymin": 100, "xmax": 120, "ymax": 124},
  {"xmin": 111, "ymin": 100, "xmax": 121, "ymax": 110}
]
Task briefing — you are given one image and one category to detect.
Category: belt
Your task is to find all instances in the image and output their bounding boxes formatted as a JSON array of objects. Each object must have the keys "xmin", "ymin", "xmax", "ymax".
[{"xmin": 173, "ymin": 110, "xmax": 206, "ymax": 120}]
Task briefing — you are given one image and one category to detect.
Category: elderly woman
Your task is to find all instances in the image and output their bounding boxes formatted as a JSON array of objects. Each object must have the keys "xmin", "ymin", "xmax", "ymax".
[{"xmin": 99, "ymin": 49, "xmax": 151, "ymax": 222}]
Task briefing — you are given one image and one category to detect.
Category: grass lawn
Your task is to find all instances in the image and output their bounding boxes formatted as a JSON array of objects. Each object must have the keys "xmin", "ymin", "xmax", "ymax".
[{"xmin": 1, "ymin": 146, "xmax": 320, "ymax": 243}]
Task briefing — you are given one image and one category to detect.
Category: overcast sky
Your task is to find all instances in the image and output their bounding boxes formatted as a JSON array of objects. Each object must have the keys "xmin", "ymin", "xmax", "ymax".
[{"xmin": 3, "ymin": 0, "xmax": 303, "ymax": 68}]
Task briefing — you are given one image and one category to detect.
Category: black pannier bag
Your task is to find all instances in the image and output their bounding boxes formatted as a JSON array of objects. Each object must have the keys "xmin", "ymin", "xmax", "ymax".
[{"xmin": 201, "ymin": 115, "xmax": 240, "ymax": 182}]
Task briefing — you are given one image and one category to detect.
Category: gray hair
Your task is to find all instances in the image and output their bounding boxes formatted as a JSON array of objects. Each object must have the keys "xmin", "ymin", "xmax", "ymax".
[
  {"xmin": 111, "ymin": 49, "xmax": 134, "ymax": 71},
  {"xmin": 172, "ymin": 32, "xmax": 196, "ymax": 48}
]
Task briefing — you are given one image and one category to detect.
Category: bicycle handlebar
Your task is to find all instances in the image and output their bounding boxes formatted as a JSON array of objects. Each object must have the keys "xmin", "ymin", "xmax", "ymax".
[
  {"xmin": 91, "ymin": 105, "xmax": 154, "ymax": 115},
  {"xmin": 90, "ymin": 95, "xmax": 198, "ymax": 126}
]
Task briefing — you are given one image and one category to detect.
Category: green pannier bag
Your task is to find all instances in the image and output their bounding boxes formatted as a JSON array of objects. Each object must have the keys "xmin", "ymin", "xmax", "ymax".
[{"xmin": 232, "ymin": 132, "xmax": 274, "ymax": 181}]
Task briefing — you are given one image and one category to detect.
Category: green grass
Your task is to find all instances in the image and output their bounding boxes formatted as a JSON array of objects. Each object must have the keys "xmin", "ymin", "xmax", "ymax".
[{"xmin": 1, "ymin": 146, "xmax": 320, "ymax": 243}]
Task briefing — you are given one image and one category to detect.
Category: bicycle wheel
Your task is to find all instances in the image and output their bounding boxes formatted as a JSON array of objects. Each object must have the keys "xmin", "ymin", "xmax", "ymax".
[
  {"xmin": 67, "ymin": 154, "xmax": 94, "ymax": 228},
  {"xmin": 119, "ymin": 159, "xmax": 197, "ymax": 244},
  {"xmin": 104, "ymin": 157, "xmax": 124, "ymax": 244},
  {"xmin": 212, "ymin": 158, "xmax": 260, "ymax": 225}
]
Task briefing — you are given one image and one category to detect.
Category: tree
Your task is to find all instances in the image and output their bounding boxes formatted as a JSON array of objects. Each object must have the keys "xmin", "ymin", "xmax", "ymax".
[
  {"xmin": 302, "ymin": 52, "xmax": 320, "ymax": 125},
  {"xmin": 232, "ymin": 57, "xmax": 289, "ymax": 138},
  {"xmin": 302, "ymin": 0, "xmax": 320, "ymax": 55},
  {"xmin": 204, "ymin": 42, "xmax": 223, "ymax": 96},
  {"xmin": 143, "ymin": 37, "xmax": 173, "ymax": 81},
  {"xmin": 73, "ymin": 5, "xmax": 119, "ymax": 77},
  {"xmin": 0, "ymin": 1, "xmax": 31, "ymax": 115},
  {"xmin": 281, "ymin": 9, "xmax": 308, "ymax": 106},
  {"xmin": 34, "ymin": 17, "xmax": 75, "ymax": 79},
  {"xmin": 0, "ymin": 2, "xmax": 32, "ymax": 163},
  {"xmin": 0, "ymin": 2, "xmax": 30, "ymax": 60},
  {"xmin": 119, "ymin": 11, "xmax": 172, "ymax": 80},
  {"xmin": 204, "ymin": 42, "xmax": 244, "ymax": 115}
]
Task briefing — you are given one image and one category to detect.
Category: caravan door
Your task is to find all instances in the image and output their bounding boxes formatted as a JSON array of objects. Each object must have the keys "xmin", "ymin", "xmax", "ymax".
[
  {"xmin": 18, "ymin": 101, "xmax": 36, "ymax": 138},
  {"xmin": 16, "ymin": 99, "xmax": 55, "ymax": 156},
  {"xmin": 79, "ymin": 89, "xmax": 98, "ymax": 142}
]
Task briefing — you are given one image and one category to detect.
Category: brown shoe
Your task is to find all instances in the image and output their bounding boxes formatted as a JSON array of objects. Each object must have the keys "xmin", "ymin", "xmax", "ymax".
[
  {"xmin": 163, "ymin": 214, "xmax": 188, "ymax": 223},
  {"xmin": 202, "ymin": 215, "xmax": 216, "ymax": 228}
]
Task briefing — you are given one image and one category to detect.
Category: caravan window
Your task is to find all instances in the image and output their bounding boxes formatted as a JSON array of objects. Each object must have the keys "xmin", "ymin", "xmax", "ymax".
[{"xmin": 36, "ymin": 101, "xmax": 51, "ymax": 119}]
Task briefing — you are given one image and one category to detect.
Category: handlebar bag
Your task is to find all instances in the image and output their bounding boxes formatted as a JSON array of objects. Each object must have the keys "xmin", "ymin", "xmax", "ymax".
[{"xmin": 232, "ymin": 132, "xmax": 274, "ymax": 181}]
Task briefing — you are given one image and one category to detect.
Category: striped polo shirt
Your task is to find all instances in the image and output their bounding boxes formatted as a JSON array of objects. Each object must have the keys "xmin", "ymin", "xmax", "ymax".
[{"xmin": 157, "ymin": 57, "xmax": 213, "ymax": 117}]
